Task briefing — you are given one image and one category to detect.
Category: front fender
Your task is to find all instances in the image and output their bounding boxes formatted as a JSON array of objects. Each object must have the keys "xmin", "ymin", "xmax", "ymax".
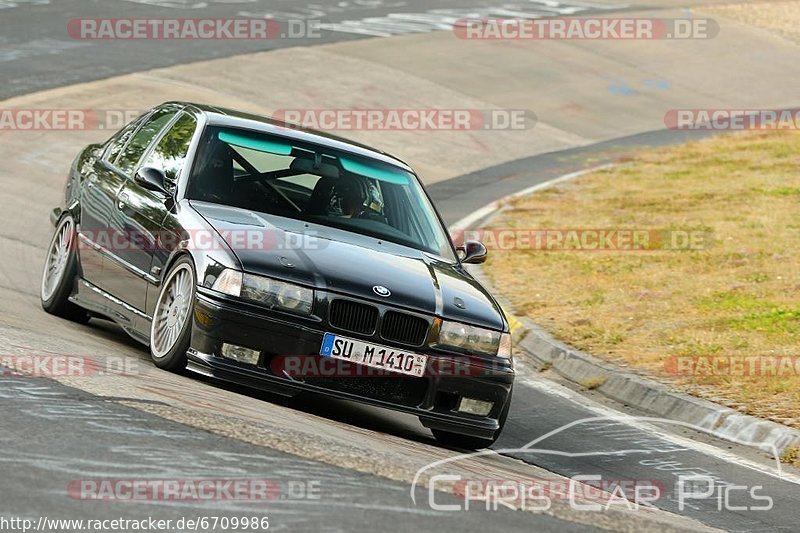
[{"xmin": 145, "ymin": 199, "xmax": 243, "ymax": 318}]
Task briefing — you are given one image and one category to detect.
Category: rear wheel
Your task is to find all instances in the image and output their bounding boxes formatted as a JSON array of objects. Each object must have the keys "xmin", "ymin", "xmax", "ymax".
[
  {"xmin": 40, "ymin": 214, "xmax": 89, "ymax": 323},
  {"xmin": 150, "ymin": 257, "xmax": 195, "ymax": 371},
  {"xmin": 431, "ymin": 388, "xmax": 513, "ymax": 450}
]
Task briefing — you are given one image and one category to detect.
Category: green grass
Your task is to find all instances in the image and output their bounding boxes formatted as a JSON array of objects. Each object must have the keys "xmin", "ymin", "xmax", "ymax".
[
  {"xmin": 485, "ymin": 129, "xmax": 800, "ymax": 430},
  {"xmin": 727, "ymin": 308, "xmax": 800, "ymax": 336}
]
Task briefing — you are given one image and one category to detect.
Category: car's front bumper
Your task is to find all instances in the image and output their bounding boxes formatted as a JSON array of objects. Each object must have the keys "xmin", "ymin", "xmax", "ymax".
[{"xmin": 188, "ymin": 290, "xmax": 515, "ymax": 440}]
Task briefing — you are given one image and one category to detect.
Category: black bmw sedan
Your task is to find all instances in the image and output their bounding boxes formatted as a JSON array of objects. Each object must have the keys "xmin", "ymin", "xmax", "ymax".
[{"xmin": 41, "ymin": 102, "xmax": 514, "ymax": 449}]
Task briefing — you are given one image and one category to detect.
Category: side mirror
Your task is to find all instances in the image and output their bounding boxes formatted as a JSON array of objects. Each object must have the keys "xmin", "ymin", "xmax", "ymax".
[
  {"xmin": 134, "ymin": 167, "xmax": 169, "ymax": 195},
  {"xmin": 458, "ymin": 240, "xmax": 488, "ymax": 264}
]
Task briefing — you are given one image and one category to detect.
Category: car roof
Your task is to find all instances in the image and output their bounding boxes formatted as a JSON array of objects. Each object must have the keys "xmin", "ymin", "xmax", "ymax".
[{"xmin": 166, "ymin": 101, "xmax": 414, "ymax": 173}]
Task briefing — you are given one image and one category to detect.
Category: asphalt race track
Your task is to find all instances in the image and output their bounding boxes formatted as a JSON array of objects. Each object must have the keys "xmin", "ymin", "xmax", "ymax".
[
  {"xmin": 0, "ymin": 0, "xmax": 624, "ymax": 100},
  {"xmin": 2, "ymin": 1, "xmax": 800, "ymax": 532}
]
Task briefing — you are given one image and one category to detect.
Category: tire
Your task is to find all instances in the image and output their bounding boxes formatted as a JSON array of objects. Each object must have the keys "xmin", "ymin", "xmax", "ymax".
[
  {"xmin": 149, "ymin": 256, "xmax": 196, "ymax": 371},
  {"xmin": 40, "ymin": 214, "xmax": 90, "ymax": 323},
  {"xmin": 432, "ymin": 387, "xmax": 513, "ymax": 450}
]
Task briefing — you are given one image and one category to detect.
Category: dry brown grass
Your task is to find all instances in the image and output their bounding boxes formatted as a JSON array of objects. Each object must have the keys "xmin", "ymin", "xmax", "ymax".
[
  {"xmin": 706, "ymin": 1, "xmax": 800, "ymax": 44},
  {"xmin": 782, "ymin": 446, "xmax": 800, "ymax": 466},
  {"xmin": 485, "ymin": 130, "xmax": 800, "ymax": 428},
  {"xmin": 580, "ymin": 376, "xmax": 608, "ymax": 390}
]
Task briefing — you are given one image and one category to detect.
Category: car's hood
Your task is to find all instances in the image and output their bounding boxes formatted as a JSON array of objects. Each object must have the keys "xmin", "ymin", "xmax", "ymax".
[{"xmin": 190, "ymin": 201, "xmax": 505, "ymax": 330}]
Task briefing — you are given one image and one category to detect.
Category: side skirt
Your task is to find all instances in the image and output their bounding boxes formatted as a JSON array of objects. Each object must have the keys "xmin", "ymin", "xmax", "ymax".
[{"xmin": 70, "ymin": 278, "xmax": 151, "ymax": 346}]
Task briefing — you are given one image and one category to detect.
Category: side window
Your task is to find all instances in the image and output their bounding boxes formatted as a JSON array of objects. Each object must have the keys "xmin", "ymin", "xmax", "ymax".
[
  {"xmin": 141, "ymin": 112, "xmax": 197, "ymax": 190},
  {"xmin": 115, "ymin": 108, "xmax": 179, "ymax": 176},
  {"xmin": 104, "ymin": 116, "xmax": 145, "ymax": 163}
]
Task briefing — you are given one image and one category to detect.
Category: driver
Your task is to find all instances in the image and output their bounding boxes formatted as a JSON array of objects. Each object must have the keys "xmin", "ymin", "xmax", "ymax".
[
  {"xmin": 337, "ymin": 175, "xmax": 366, "ymax": 218},
  {"xmin": 331, "ymin": 174, "xmax": 371, "ymax": 218},
  {"xmin": 327, "ymin": 173, "xmax": 386, "ymax": 221}
]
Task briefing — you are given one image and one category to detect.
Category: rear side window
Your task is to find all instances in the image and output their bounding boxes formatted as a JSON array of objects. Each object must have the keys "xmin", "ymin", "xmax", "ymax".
[
  {"xmin": 105, "ymin": 116, "xmax": 144, "ymax": 163},
  {"xmin": 141, "ymin": 112, "xmax": 197, "ymax": 190},
  {"xmin": 115, "ymin": 108, "xmax": 179, "ymax": 176}
]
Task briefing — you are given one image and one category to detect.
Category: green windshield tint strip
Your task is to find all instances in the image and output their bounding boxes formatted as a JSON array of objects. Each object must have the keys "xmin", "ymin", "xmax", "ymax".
[
  {"xmin": 340, "ymin": 157, "xmax": 410, "ymax": 185},
  {"xmin": 218, "ymin": 131, "xmax": 293, "ymax": 156}
]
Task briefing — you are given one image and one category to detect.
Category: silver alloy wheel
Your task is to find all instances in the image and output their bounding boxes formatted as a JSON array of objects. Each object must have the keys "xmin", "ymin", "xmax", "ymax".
[
  {"xmin": 41, "ymin": 217, "xmax": 74, "ymax": 302},
  {"xmin": 151, "ymin": 263, "xmax": 194, "ymax": 359}
]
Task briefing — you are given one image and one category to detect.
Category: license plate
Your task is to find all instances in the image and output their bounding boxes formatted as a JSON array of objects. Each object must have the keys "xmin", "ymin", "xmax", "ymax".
[{"xmin": 320, "ymin": 333, "xmax": 428, "ymax": 377}]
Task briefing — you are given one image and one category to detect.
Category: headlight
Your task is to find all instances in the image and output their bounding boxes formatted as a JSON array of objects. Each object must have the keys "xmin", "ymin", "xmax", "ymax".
[
  {"xmin": 438, "ymin": 321, "xmax": 511, "ymax": 359},
  {"xmin": 211, "ymin": 269, "xmax": 243, "ymax": 296},
  {"xmin": 211, "ymin": 269, "xmax": 314, "ymax": 316}
]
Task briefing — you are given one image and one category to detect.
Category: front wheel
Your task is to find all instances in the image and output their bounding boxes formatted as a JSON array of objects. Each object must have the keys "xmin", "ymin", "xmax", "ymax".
[
  {"xmin": 431, "ymin": 388, "xmax": 513, "ymax": 450},
  {"xmin": 40, "ymin": 214, "xmax": 89, "ymax": 323},
  {"xmin": 150, "ymin": 257, "xmax": 196, "ymax": 371}
]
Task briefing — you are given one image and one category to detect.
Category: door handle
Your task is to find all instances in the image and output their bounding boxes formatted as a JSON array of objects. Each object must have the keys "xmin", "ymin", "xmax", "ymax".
[{"xmin": 117, "ymin": 192, "xmax": 129, "ymax": 210}]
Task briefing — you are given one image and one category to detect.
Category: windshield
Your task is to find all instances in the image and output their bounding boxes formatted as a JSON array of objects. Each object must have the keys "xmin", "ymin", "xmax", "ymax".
[{"xmin": 187, "ymin": 126, "xmax": 455, "ymax": 261}]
